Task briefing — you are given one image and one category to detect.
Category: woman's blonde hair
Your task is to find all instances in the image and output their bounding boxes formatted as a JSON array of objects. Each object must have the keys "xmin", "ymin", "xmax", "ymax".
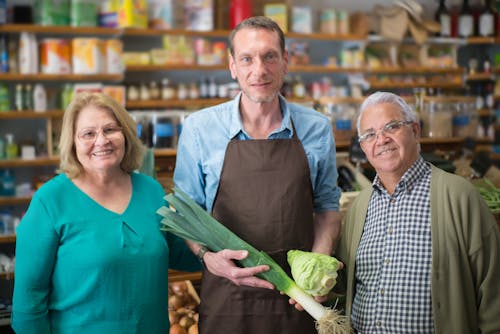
[{"xmin": 58, "ymin": 92, "xmax": 145, "ymax": 178}]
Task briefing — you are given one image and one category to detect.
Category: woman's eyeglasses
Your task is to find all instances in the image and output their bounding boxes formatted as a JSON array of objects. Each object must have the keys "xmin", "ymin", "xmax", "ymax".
[{"xmin": 77, "ymin": 126, "xmax": 123, "ymax": 143}]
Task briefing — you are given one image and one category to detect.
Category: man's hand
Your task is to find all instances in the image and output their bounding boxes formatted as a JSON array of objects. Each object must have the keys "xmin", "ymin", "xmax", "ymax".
[{"xmin": 204, "ymin": 249, "xmax": 275, "ymax": 289}]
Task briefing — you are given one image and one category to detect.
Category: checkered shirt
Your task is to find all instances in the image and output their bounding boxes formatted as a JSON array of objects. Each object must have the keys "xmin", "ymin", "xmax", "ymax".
[{"xmin": 351, "ymin": 157, "xmax": 434, "ymax": 333}]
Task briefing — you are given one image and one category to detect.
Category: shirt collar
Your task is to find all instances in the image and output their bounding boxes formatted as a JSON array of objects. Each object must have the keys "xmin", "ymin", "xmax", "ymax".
[
  {"xmin": 228, "ymin": 92, "xmax": 293, "ymax": 139},
  {"xmin": 373, "ymin": 156, "xmax": 429, "ymax": 195}
]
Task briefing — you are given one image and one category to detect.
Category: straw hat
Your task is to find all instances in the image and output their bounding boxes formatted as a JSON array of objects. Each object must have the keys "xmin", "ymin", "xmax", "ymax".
[
  {"xmin": 374, "ymin": 4, "xmax": 409, "ymax": 42},
  {"xmin": 373, "ymin": 0, "xmax": 441, "ymax": 44}
]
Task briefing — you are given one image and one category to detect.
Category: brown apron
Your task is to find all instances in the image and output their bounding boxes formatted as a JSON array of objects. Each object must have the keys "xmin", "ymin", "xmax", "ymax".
[{"xmin": 199, "ymin": 125, "xmax": 316, "ymax": 334}]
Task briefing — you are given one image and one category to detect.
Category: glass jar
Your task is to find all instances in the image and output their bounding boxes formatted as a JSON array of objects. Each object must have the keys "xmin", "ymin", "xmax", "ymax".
[
  {"xmin": 422, "ymin": 96, "xmax": 453, "ymax": 138},
  {"xmin": 153, "ymin": 116, "xmax": 175, "ymax": 148},
  {"xmin": 453, "ymin": 96, "xmax": 477, "ymax": 138},
  {"xmin": 321, "ymin": 97, "xmax": 358, "ymax": 142}
]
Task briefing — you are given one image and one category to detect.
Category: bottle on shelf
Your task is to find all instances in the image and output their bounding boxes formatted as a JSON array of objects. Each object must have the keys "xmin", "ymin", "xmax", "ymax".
[
  {"xmin": 435, "ymin": 0, "xmax": 451, "ymax": 37},
  {"xmin": 0, "ymin": 136, "xmax": 4, "ymax": 160},
  {"xmin": 478, "ymin": 0, "xmax": 495, "ymax": 37},
  {"xmin": 33, "ymin": 83, "xmax": 47, "ymax": 112},
  {"xmin": 0, "ymin": 83, "xmax": 9, "ymax": 112},
  {"xmin": 15, "ymin": 84, "xmax": 24, "ymax": 111},
  {"xmin": 458, "ymin": 0, "xmax": 474, "ymax": 38},
  {"xmin": 199, "ymin": 77, "xmax": 208, "ymax": 99},
  {"xmin": 161, "ymin": 79, "xmax": 176, "ymax": 100},
  {"xmin": 0, "ymin": 169, "xmax": 15, "ymax": 196},
  {"xmin": 208, "ymin": 77, "xmax": 217, "ymax": 98},
  {"xmin": 5, "ymin": 134, "xmax": 18, "ymax": 160},
  {"xmin": 24, "ymin": 84, "xmax": 33, "ymax": 110},
  {"xmin": 0, "ymin": 34, "xmax": 8, "ymax": 73}
]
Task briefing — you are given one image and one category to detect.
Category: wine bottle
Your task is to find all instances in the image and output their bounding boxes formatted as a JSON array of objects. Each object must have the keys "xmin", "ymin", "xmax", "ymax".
[
  {"xmin": 458, "ymin": 0, "xmax": 474, "ymax": 37},
  {"xmin": 479, "ymin": 0, "xmax": 495, "ymax": 37},
  {"xmin": 435, "ymin": 0, "xmax": 451, "ymax": 37}
]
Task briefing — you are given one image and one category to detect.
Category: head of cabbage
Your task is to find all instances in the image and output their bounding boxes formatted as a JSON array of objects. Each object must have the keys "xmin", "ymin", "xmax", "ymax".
[{"xmin": 287, "ymin": 250, "xmax": 340, "ymax": 297}]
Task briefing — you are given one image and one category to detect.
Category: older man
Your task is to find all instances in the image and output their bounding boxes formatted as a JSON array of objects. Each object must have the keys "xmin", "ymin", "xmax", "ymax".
[{"xmin": 337, "ymin": 91, "xmax": 500, "ymax": 334}]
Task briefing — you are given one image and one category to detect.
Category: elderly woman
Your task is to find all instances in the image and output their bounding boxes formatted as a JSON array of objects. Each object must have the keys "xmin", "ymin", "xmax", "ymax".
[{"xmin": 12, "ymin": 92, "xmax": 200, "ymax": 334}]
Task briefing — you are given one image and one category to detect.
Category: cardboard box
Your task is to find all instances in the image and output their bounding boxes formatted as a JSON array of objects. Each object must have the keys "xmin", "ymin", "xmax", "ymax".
[
  {"xmin": 264, "ymin": 3, "xmax": 287, "ymax": 32},
  {"xmin": 117, "ymin": 0, "xmax": 147, "ymax": 28}
]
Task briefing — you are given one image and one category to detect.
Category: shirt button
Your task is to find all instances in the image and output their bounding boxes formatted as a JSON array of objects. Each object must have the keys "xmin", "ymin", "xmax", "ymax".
[
  {"xmin": 388, "ymin": 227, "xmax": 393, "ymax": 234},
  {"xmin": 376, "ymin": 320, "xmax": 382, "ymax": 327},
  {"xmin": 385, "ymin": 258, "xmax": 390, "ymax": 264},
  {"xmin": 380, "ymin": 289, "xmax": 385, "ymax": 295},
  {"xmin": 390, "ymin": 199, "xmax": 396, "ymax": 204}
]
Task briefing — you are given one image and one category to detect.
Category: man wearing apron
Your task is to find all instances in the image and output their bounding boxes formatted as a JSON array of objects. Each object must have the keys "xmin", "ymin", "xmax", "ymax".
[{"xmin": 173, "ymin": 16, "xmax": 342, "ymax": 334}]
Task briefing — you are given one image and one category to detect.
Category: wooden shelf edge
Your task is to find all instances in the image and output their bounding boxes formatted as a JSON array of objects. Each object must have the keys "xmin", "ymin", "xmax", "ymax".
[
  {"xmin": 0, "ymin": 110, "xmax": 64, "ymax": 119},
  {"xmin": 0, "ymin": 24, "xmax": 121, "ymax": 35},
  {"xmin": 0, "ymin": 73, "xmax": 123, "ymax": 82},
  {"xmin": 168, "ymin": 270, "xmax": 202, "ymax": 283},
  {"xmin": 0, "ymin": 234, "xmax": 16, "ymax": 244},
  {"xmin": 0, "ymin": 196, "xmax": 31, "ymax": 206},
  {"xmin": 0, "ymin": 157, "xmax": 60, "ymax": 167}
]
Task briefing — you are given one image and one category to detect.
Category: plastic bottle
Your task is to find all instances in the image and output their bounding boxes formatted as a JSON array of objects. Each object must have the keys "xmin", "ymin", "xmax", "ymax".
[
  {"xmin": 24, "ymin": 83, "xmax": 33, "ymax": 110},
  {"xmin": 5, "ymin": 134, "xmax": 18, "ymax": 159},
  {"xmin": 0, "ymin": 83, "xmax": 9, "ymax": 112},
  {"xmin": 15, "ymin": 84, "xmax": 23, "ymax": 111},
  {"xmin": 0, "ymin": 169, "xmax": 15, "ymax": 196},
  {"xmin": 0, "ymin": 34, "xmax": 8, "ymax": 73},
  {"xmin": 0, "ymin": 136, "xmax": 5, "ymax": 160},
  {"xmin": 33, "ymin": 83, "xmax": 47, "ymax": 112}
]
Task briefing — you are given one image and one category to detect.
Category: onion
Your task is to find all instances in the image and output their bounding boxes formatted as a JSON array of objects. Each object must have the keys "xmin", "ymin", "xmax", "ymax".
[{"xmin": 170, "ymin": 324, "xmax": 187, "ymax": 334}]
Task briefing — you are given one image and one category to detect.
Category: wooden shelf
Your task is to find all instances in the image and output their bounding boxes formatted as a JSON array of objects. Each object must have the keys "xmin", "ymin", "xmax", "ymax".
[
  {"xmin": 169, "ymin": 270, "xmax": 202, "ymax": 283},
  {"xmin": 0, "ymin": 24, "xmax": 121, "ymax": 36},
  {"xmin": 466, "ymin": 36, "xmax": 499, "ymax": 44},
  {"xmin": 0, "ymin": 197, "xmax": 31, "ymax": 206},
  {"xmin": 126, "ymin": 64, "xmax": 226, "ymax": 72},
  {"xmin": 154, "ymin": 149, "xmax": 177, "ymax": 157},
  {"xmin": 0, "ymin": 73, "xmax": 123, "ymax": 82},
  {"xmin": 123, "ymin": 27, "xmax": 229, "ymax": 38},
  {"xmin": 0, "ymin": 272, "xmax": 14, "ymax": 280},
  {"xmin": 367, "ymin": 81, "xmax": 464, "ymax": 90},
  {"xmin": 0, "ymin": 235, "xmax": 16, "ymax": 244},
  {"xmin": 0, "ymin": 110, "xmax": 64, "ymax": 119},
  {"xmin": 0, "ymin": 157, "xmax": 59, "ymax": 167},
  {"xmin": 126, "ymin": 98, "xmax": 228, "ymax": 109},
  {"xmin": 366, "ymin": 67, "xmax": 464, "ymax": 74},
  {"xmin": 289, "ymin": 65, "xmax": 362, "ymax": 73},
  {"xmin": 466, "ymin": 72, "xmax": 495, "ymax": 81}
]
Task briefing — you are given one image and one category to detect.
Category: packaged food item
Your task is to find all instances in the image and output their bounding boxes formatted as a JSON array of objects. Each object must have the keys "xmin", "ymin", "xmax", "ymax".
[
  {"xmin": 18, "ymin": 32, "xmax": 38, "ymax": 74},
  {"xmin": 70, "ymin": 0, "xmax": 97, "ymax": 27},
  {"xmin": 264, "ymin": 4, "xmax": 288, "ymax": 32},
  {"xmin": 117, "ymin": 0, "xmax": 147, "ymax": 28},
  {"xmin": 40, "ymin": 38, "xmax": 71, "ymax": 74},
  {"xmin": 35, "ymin": 0, "xmax": 70, "ymax": 26},
  {"xmin": 105, "ymin": 39, "xmax": 123, "ymax": 74},
  {"xmin": 72, "ymin": 38, "xmax": 105, "ymax": 74}
]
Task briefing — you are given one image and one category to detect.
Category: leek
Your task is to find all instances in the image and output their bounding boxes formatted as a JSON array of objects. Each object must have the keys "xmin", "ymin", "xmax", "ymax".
[{"xmin": 157, "ymin": 187, "xmax": 351, "ymax": 334}]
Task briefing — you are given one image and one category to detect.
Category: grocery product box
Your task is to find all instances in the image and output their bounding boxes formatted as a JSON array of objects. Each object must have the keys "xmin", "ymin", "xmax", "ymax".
[
  {"xmin": 264, "ymin": 3, "xmax": 288, "ymax": 32},
  {"xmin": 72, "ymin": 38, "xmax": 106, "ymax": 74},
  {"xmin": 291, "ymin": 6, "xmax": 312, "ymax": 34},
  {"xmin": 184, "ymin": 0, "xmax": 214, "ymax": 31},
  {"xmin": 117, "ymin": 0, "xmax": 147, "ymax": 28},
  {"xmin": 35, "ymin": 0, "xmax": 70, "ymax": 26}
]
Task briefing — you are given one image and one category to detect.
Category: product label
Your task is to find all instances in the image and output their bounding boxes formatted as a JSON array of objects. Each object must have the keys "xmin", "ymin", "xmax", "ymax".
[
  {"xmin": 458, "ymin": 15, "xmax": 473, "ymax": 37},
  {"xmin": 440, "ymin": 14, "xmax": 451, "ymax": 36},
  {"xmin": 479, "ymin": 13, "xmax": 494, "ymax": 36}
]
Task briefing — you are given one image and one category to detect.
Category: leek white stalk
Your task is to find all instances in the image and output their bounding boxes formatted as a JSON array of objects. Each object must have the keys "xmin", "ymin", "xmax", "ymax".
[{"xmin": 157, "ymin": 187, "xmax": 352, "ymax": 334}]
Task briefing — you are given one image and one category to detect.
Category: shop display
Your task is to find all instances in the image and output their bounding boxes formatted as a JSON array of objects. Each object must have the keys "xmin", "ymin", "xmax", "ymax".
[{"xmin": 168, "ymin": 280, "xmax": 199, "ymax": 334}]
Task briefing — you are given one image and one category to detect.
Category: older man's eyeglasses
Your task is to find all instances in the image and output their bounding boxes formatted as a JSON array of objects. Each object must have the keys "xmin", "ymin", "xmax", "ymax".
[
  {"xmin": 358, "ymin": 120, "xmax": 413, "ymax": 144},
  {"xmin": 77, "ymin": 126, "xmax": 123, "ymax": 143}
]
